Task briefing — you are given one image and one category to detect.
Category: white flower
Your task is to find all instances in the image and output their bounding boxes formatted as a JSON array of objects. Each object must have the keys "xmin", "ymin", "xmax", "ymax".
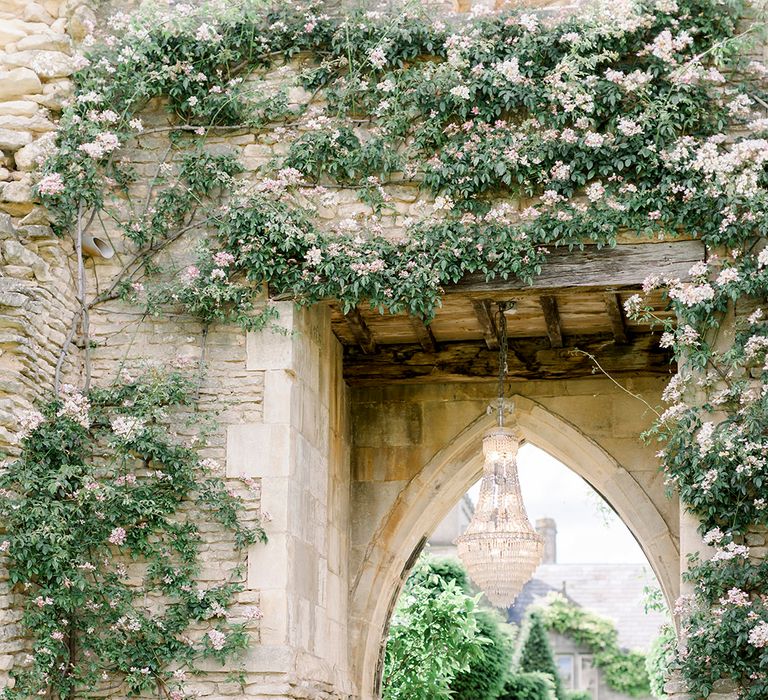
[
  {"xmin": 757, "ymin": 249, "xmax": 768, "ymax": 268},
  {"xmin": 518, "ymin": 14, "xmax": 539, "ymax": 32},
  {"xmin": 585, "ymin": 181, "xmax": 605, "ymax": 202},
  {"xmin": 18, "ymin": 410, "xmax": 45, "ymax": 438},
  {"xmin": 550, "ymin": 161, "xmax": 571, "ymax": 181},
  {"xmin": 195, "ymin": 23, "xmax": 222, "ymax": 42},
  {"xmin": 450, "ymin": 85, "xmax": 471, "ymax": 100},
  {"xmin": 668, "ymin": 283, "xmax": 715, "ymax": 307},
  {"xmin": 108, "ymin": 527, "xmax": 127, "ymax": 546},
  {"xmin": 110, "ymin": 416, "xmax": 146, "ymax": 440},
  {"xmin": 368, "ymin": 46, "xmax": 387, "ymax": 70},
  {"xmin": 495, "ymin": 57, "xmax": 524, "ymax": 84},
  {"xmin": 583, "ymin": 132, "xmax": 605, "ymax": 148},
  {"xmin": 703, "ymin": 527, "xmax": 724, "ymax": 545},
  {"xmin": 696, "ymin": 422, "xmax": 715, "ymax": 456},
  {"xmin": 749, "ymin": 622, "xmax": 768, "ymax": 648},
  {"xmin": 623, "ymin": 294, "xmax": 644, "ymax": 317},
  {"xmin": 716, "ymin": 267, "xmax": 740, "ymax": 286},
  {"xmin": 617, "ymin": 118, "xmax": 643, "ymax": 136},
  {"xmin": 57, "ymin": 385, "xmax": 90, "ymax": 428},
  {"xmin": 711, "ymin": 541, "xmax": 750, "ymax": 561}
]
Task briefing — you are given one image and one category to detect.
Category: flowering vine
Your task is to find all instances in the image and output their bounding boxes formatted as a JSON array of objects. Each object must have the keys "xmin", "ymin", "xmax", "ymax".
[
  {"xmin": 2, "ymin": 368, "xmax": 265, "ymax": 698},
  {"xmin": 14, "ymin": 0, "xmax": 768, "ymax": 696}
]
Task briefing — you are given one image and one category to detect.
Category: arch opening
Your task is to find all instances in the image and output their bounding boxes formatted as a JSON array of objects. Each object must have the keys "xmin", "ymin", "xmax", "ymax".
[{"xmin": 349, "ymin": 394, "xmax": 680, "ymax": 700}]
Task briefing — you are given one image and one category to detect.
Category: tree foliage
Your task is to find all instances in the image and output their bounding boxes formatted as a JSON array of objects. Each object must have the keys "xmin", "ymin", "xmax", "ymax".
[
  {"xmin": 516, "ymin": 611, "xmax": 565, "ymax": 700},
  {"xmin": 382, "ymin": 557, "xmax": 487, "ymax": 700},
  {"xmin": 498, "ymin": 671, "xmax": 558, "ymax": 700}
]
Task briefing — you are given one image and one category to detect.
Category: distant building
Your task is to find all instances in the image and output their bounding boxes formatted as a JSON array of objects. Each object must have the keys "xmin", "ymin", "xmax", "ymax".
[{"xmin": 427, "ymin": 504, "xmax": 666, "ymax": 699}]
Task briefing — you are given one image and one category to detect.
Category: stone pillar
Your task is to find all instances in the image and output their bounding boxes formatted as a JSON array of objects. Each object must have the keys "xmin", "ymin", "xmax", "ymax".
[{"xmin": 226, "ymin": 302, "xmax": 354, "ymax": 698}]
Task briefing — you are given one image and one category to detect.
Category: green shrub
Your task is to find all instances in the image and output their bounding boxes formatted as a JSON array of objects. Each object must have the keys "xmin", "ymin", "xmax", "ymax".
[
  {"xmin": 516, "ymin": 611, "xmax": 565, "ymax": 700},
  {"xmin": 565, "ymin": 691, "xmax": 593, "ymax": 700},
  {"xmin": 451, "ymin": 608, "xmax": 514, "ymax": 700},
  {"xmin": 383, "ymin": 556, "xmax": 487, "ymax": 700},
  {"xmin": 498, "ymin": 672, "xmax": 558, "ymax": 700}
]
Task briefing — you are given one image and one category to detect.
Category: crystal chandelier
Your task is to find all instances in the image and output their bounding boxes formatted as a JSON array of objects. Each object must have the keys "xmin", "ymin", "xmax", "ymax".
[{"xmin": 457, "ymin": 302, "xmax": 544, "ymax": 607}]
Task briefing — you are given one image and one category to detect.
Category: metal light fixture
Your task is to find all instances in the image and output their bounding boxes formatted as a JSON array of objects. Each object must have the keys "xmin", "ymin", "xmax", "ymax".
[{"xmin": 457, "ymin": 302, "xmax": 544, "ymax": 607}]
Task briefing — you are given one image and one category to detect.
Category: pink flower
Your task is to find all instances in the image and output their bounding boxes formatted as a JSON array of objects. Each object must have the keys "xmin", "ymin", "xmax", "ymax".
[
  {"xmin": 244, "ymin": 606, "xmax": 264, "ymax": 620},
  {"xmin": 213, "ymin": 251, "xmax": 235, "ymax": 267},
  {"xmin": 108, "ymin": 527, "xmax": 127, "ymax": 546},
  {"xmin": 207, "ymin": 629, "xmax": 226, "ymax": 650},
  {"xmin": 37, "ymin": 173, "xmax": 65, "ymax": 196},
  {"xmin": 51, "ymin": 631, "xmax": 64, "ymax": 641},
  {"xmin": 182, "ymin": 266, "xmax": 200, "ymax": 285}
]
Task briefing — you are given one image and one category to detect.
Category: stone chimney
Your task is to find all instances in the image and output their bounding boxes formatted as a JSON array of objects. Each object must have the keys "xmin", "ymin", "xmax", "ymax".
[{"xmin": 535, "ymin": 518, "xmax": 557, "ymax": 564}]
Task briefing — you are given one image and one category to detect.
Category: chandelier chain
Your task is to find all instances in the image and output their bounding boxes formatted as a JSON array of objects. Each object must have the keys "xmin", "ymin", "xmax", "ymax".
[{"xmin": 496, "ymin": 303, "xmax": 509, "ymax": 428}]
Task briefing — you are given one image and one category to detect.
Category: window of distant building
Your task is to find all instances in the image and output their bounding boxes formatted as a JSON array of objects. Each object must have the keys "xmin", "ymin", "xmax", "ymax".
[{"xmin": 556, "ymin": 655, "xmax": 575, "ymax": 688}]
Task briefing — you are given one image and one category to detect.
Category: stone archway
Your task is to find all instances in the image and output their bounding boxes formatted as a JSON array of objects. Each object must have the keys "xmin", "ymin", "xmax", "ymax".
[{"xmin": 348, "ymin": 389, "xmax": 680, "ymax": 700}]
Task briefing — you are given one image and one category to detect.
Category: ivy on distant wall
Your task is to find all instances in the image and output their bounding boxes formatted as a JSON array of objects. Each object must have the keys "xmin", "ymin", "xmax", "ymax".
[
  {"xmin": 7, "ymin": 0, "xmax": 768, "ymax": 695},
  {"xmin": 537, "ymin": 594, "xmax": 651, "ymax": 697}
]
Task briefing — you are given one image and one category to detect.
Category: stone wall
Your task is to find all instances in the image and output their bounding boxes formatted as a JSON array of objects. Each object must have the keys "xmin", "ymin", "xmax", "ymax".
[
  {"xmin": 0, "ymin": 0, "xmax": 764, "ymax": 699},
  {"xmin": 0, "ymin": 0, "xmax": 90, "ymax": 678}
]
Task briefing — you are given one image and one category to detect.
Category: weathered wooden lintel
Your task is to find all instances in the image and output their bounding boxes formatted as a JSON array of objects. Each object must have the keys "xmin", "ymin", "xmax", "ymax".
[{"xmin": 450, "ymin": 241, "xmax": 704, "ymax": 293}]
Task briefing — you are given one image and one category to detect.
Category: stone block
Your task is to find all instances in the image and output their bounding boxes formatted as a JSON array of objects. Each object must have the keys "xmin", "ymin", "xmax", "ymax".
[
  {"xmin": 0, "ymin": 50, "xmax": 74, "ymax": 79},
  {"xmin": 0, "ymin": 68, "xmax": 41, "ymax": 100},
  {"xmin": 13, "ymin": 133, "xmax": 56, "ymax": 171},
  {"xmin": 263, "ymin": 370, "xmax": 299, "ymax": 425},
  {"xmin": 248, "ymin": 534, "xmax": 288, "ymax": 590},
  {"xmin": 226, "ymin": 423, "xmax": 292, "ymax": 478},
  {"xmin": 246, "ymin": 303, "xmax": 295, "ymax": 371},
  {"xmin": 0, "ymin": 101, "xmax": 38, "ymax": 118},
  {"xmin": 0, "ymin": 20, "xmax": 27, "ymax": 46},
  {"xmin": 0, "ymin": 128, "xmax": 31, "ymax": 151}
]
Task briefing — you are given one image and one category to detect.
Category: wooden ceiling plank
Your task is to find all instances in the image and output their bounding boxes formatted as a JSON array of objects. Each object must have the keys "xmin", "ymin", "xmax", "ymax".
[
  {"xmin": 539, "ymin": 295, "xmax": 564, "ymax": 348},
  {"xmin": 342, "ymin": 334, "xmax": 673, "ymax": 385},
  {"xmin": 344, "ymin": 308, "xmax": 377, "ymax": 354},
  {"xmin": 471, "ymin": 300, "xmax": 499, "ymax": 350},
  {"xmin": 408, "ymin": 314, "xmax": 438, "ymax": 353},
  {"xmin": 604, "ymin": 292, "xmax": 629, "ymax": 344}
]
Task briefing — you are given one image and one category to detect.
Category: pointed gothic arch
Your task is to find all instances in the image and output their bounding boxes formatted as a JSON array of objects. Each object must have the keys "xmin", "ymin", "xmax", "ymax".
[{"xmin": 348, "ymin": 393, "xmax": 679, "ymax": 700}]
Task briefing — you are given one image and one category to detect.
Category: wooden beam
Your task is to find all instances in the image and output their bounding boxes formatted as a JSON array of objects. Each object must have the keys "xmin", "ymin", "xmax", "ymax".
[
  {"xmin": 604, "ymin": 292, "xmax": 629, "ymax": 344},
  {"xmin": 344, "ymin": 308, "xmax": 377, "ymax": 354},
  {"xmin": 342, "ymin": 333, "xmax": 673, "ymax": 385},
  {"xmin": 539, "ymin": 296, "xmax": 564, "ymax": 348},
  {"xmin": 451, "ymin": 241, "xmax": 705, "ymax": 293},
  {"xmin": 471, "ymin": 299, "xmax": 498, "ymax": 350},
  {"xmin": 408, "ymin": 314, "xmax": 437, "ymax": 353}
]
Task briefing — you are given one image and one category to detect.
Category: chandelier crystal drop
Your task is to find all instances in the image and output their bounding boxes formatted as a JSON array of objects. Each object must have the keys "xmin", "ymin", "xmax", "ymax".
[{"xmin": 456, "ymin": 302, "xmax": 544, "ymax": 607}]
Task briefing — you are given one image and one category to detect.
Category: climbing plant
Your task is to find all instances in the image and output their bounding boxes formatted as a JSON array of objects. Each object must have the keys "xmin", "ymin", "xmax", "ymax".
[
  {"xmin": 1, "ymin": 367, "xmax": 265, "ymax": 698},
  {"xmin": 537, "ymin": 594, "xmax": 651, "ymax": 697},
  {"xmin": 12, "ymin": 0, "xmax": 768, "ymax": 695}
]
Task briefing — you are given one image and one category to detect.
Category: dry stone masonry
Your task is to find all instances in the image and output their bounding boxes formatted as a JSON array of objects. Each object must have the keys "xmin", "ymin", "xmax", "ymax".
[{"xmin": 0, "ymin": 0, "xmax": 765, "ymax": 699}]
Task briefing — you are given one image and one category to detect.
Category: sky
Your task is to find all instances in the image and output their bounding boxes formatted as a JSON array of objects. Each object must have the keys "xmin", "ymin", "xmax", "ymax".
[{"xmin": 468, "ymin": 443, "xmax": 650, "ymax": 565}]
